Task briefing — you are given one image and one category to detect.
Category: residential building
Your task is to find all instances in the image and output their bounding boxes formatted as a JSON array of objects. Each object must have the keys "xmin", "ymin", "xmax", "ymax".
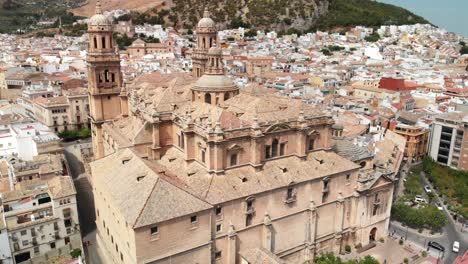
[
  {"xmin": 0, "ymin": 114, "xmax": 61, "ymax": 161},
  {"xmin": 31, "ymin": 87, "xmax": 90, "ymax": 133},
  {"xmin": 0, "ymin": 175, "xmax": 82, "ymax": 263},
  {"xmin": 127, "ymin": 39, "xmax": 174, "ymax": 58},
  {"xmin": 89, "ymin": 7, "xmax": 396, "ymax": 264},
  {"xmin": 428, "ymin": 112, "xmax": 468, "ymax": 170},
  {"xmin": 392, "ymin": 124, "xmax": 429, "ymax": 163}
]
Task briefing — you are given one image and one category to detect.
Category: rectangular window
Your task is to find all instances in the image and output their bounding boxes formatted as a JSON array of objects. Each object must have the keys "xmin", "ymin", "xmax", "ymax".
[
  {"xmin": 216, "ymin": 224, "xmax": 222, "ymax": 233},
  {"xmin": 190, "ymin": 215, "xmax": 198, "ymax": 224},
  {"xmin": 22, "ymin": 240, "xmax": 29, "ymax": 246},
  {"xmin": 20, "ymin": 230, "xmax": 27, "ymax": 236},
  {"xmin": 215, "ymin": 251, "xmax": 222, "ymax": 259},
  {"xmin": 230, "ymin": 153, "xmax": 238, "ymax": 166},
  {"xmin": 265, "ymin": 146, "xmax": 271, "ymax": 159},
  {"xmin": 34, "ymin": 247, "xmax": 39, "ymax": 253},
  {"xmin": 150, "ymin": 226, "xmax": 158, "ymax": 235},
  {"xmin": 287, "ymin": 187, "xmax": 294, "ymax": 200},
  {"xmin": 50, "ymin": 242, "xmax": 56, "ymax": 249},
  {"xmin": 201, "ymin": 150, "xmax": 206, "ymax": 163},
  {"xmin": 280, "ymin": 143, "xmax": 286, "ymax": 156},
  {"xmin": 308, "ymin": 138, "xmax": 315, "ymax": 151},
  {"xmin": 246, "ymin": 214, "xmax": 253, "ymax": 227},
  {"xmin": 76, "ymin": 106, "xmax": 80, "ymax": 111},
  {"xmin": 215, "ymin": 206, "xmax": 222, "ymax": 216}
]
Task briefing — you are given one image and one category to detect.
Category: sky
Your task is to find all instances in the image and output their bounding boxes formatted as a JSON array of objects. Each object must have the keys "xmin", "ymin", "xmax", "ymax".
[{"xmin": 378, "ymin": 0, "xmax": 468, "ymax": 37}]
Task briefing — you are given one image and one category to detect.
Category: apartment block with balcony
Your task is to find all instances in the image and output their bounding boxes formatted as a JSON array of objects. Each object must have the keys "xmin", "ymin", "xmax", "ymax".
[
  {"xmin": 429, "ymin": 112, "xmax": 468, "ymax": 171},
  {"xmin": 392, "ymin": 124, "xmax": 429, "ymax": 163},
  {"xmin": 0, "ymin": 176, "xmax": 82, "ymax": 264}
]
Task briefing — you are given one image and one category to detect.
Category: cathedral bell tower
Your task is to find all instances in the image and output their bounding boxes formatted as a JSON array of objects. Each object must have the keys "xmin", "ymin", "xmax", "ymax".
[
  {"xmin": 192, "ymin": 8, "xmax": 218, "ymax": 78},
  {"xmin": 87, "ymin": 1, "xmax": 123, "ymax": 159}
]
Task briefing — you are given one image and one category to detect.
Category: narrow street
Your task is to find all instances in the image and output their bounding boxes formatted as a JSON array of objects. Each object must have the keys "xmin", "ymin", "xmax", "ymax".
[{"xmin": 63, "ymin": 139, "xmax": 102, "ymax": 264}]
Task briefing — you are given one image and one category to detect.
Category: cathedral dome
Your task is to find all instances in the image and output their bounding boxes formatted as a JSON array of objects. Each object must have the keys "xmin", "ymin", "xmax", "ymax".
[
  {"xmin": 193, "ymin": 74, "xmax": 238, "ymax": 92},
  {"xmin": 197, "ymin": 9, "xmax": 215, "ymax": 28},
  {"xmin": 89, "ymin": 14, "xmax": 112, "ymax": 26},
  {"xmin": 88, "ymin": 1, "xmax": 112, "ymax": 26}
]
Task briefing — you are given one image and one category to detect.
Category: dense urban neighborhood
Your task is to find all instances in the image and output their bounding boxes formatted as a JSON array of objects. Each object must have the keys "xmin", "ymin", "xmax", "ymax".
[{"xmin": 0, "ymin": 1, "xmax": 466, "ymax": 264}]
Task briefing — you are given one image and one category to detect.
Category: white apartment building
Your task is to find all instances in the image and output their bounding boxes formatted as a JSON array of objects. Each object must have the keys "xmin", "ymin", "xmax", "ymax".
[
  {"xmin": 0, "ymin": 117, "xmax": 60, "ymax": 161},
  {"xmin": 428, "ymin": 112, "xmax": 468, "ymax": 170},
  {"xmin": 0, "ymin": 176, "xmax": 82, "ymax": 264}
]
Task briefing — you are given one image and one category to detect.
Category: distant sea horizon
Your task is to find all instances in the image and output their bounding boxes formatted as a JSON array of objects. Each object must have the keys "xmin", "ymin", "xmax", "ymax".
[{"xmin": 378, "ymin": 0, "xmax": 468, "ymax": 37}]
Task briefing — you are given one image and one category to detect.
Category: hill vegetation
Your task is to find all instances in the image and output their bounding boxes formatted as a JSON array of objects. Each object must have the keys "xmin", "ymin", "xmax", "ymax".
[
  {"xmin": 74, "ymin": 0, "xmax": 429, "ymax": 35},
  {"xmin": 0, "ymin": 0, "xmax": 430, "ymax": 34},
  {"xmin": 313, "ymin": 0, "xmax": 429, "ymax": 32},
  {"xmin": 0, "ymin": 0, "xmax": 84, "ymax": 33}
]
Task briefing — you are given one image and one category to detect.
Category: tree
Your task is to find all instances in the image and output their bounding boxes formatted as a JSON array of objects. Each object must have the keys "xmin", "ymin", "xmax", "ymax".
[
  {"xmin": 314, "ymin": 253, "xmax": 379, "ymax": 264},
  {"xmin": 365, "ymin": 32, "xmax": 380, "ymax": 42},
  {"xmin": 245, "ymin": 30, "xmax": 257, "ymax": 38},
  {"xmin": 359, "ymin": 256, "xmax": 379, "ymax": 264},
  {"xmin": 70, "ymin": 248, "xmax": 82, "ymax": 258},
  {"xmin": 315, "ymin": 252, "xmax": 344, "ymax": 264},
  {"xmin": 321, "ymin": 49, "xmax": 332, "ymax": 56},
  {"xmin": 461, "ymin": 46, "xmax": 468, "ymax": 55}
]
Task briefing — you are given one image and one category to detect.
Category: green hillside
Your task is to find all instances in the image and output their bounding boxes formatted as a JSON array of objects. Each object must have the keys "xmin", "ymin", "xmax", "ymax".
[
  {"xmin": 313, "ymin": 0, "xmax": 430, "ymax": 31},
  {"xmin": 0, "ymin": 0, "xmax": 84, "ymax": 33}
]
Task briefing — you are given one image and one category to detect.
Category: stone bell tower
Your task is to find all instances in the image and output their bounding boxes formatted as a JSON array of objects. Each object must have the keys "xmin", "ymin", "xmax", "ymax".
[
  {"xmin": 87, "ymin": 1, "xmax": 123, "ymax": 159},
  {"xmin": 192, "ymin": 8, "xmax": 218, "ymax": 78}
]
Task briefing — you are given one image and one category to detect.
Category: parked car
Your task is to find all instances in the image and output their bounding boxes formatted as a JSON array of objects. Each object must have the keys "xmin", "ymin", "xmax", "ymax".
[
  {"xmin": 453, "ymin": 241, "xmax": 460, "ymax": 253},
  {"xmin": 428, "ymin": 241, "xmax": 445, "ymax": 252},
  {"xmin": 415, "ymin": 195, "xmax": 427, "ymax": 204},
  {"xmin": 435, "ymin": 202, "xmax": 443, "ymax": 211},
  {"xmin": 424, "ymin": 185, "xmax": 432, "ymax": 193}
]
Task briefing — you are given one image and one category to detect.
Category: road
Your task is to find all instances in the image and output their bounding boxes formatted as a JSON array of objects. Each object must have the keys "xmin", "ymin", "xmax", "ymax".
[
  {"xmin": 63, "ymin": 139, "xmax": 102, "ymax": 263},
  {"xmin": 390, "ymin": 168, "xmax": 468, "ymax": 264}
]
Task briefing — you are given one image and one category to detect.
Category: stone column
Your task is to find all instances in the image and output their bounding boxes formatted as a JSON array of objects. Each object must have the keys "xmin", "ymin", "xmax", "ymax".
[
  {"xmin": 93, "ymin": 123, "xmax": 104, "ymax": 160},
  {"xmin": 334, "ymin": 193, "xmax": 345, "ymax": 254},
  {"xmin": 305, "ymin": 201, "xmax": 317, "ymax": 261},
  {"xmin": 227, "ymin": 224, "xmax": 237, "ymax": 264},
  {"xmin": 262, "ymin": 213, "xmax": 273, "ymax": 252},
  {"xmin": 150, "ymin": 110, "xmax": 161, "ymax": 160}
]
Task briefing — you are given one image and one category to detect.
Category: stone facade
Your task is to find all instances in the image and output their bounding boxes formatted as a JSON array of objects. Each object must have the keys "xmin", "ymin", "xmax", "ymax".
[{"xmin": 88, "ymin": 6, "xmax": 396, "ymax": 264}]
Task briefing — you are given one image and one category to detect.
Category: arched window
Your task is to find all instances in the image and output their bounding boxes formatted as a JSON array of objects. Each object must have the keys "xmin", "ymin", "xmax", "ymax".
[
  {"xmin": 205, "ymin": 93, "xmax": 211, "ymax": 104},
  {"xmin": 111, "ymin": 73, "xmax": 115, "ymax": 83},
  {"xmin": 271, "ymin": 139, "xmax": 279, "ymax": 157},
  {"xmin": 308, "ymin": 138, "xmax": 315, "ymax": 151},
  {"xmin": 104, "ymin": 70, "xmax": 109, "ymax": 82},
  {"xmin": 360, "ymin": 161, "xmax": 367, "ymax": 168},
  {"xmin": 102, "ymin": 37, "xmax": 106, "ymax": 49},
  {"xmin": 93, "ymin": 37, "xmax": 98, "ymax": 49}
]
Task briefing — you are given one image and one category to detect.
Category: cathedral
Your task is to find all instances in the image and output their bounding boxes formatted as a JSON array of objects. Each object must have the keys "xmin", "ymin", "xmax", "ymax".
[{"xmin": 87, "ymin": 4, "xmax": 395, "ymax": 264}]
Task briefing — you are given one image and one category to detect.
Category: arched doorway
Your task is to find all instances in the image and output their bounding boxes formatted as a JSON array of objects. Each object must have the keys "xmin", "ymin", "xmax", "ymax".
[
  {"xmin": 369, "ymin": 227, "xmax": 377, "ymax": 242},
  {"xmin": 204, "ymin": 93, "xmax": 212, "ymax": 104}
]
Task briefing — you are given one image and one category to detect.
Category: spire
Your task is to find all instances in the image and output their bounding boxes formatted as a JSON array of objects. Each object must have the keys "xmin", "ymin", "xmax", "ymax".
[
  {"xmin": 203, "ymin": 7, "xmax": 210, "ymax": 18},
  {"xmin": 95, "ymin": 0, "xmax": 102, "ymax": 15}
]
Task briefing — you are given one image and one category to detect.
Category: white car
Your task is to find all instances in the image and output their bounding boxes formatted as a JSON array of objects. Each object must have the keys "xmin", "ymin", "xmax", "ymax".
[
  {"xmin": 415, "ymin": 195, "xmax": 427, "ymax": 204},
  {"xmin": 424, "ymin": 185, "xmax": 432, "ymax": 193},
  {"xmin": 435, "ymin": 202, "xmax": 443, "ymax": 211},
  {"xmin": 453, "ymin": 241, "xmax": 460, "ymax": 253}
]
